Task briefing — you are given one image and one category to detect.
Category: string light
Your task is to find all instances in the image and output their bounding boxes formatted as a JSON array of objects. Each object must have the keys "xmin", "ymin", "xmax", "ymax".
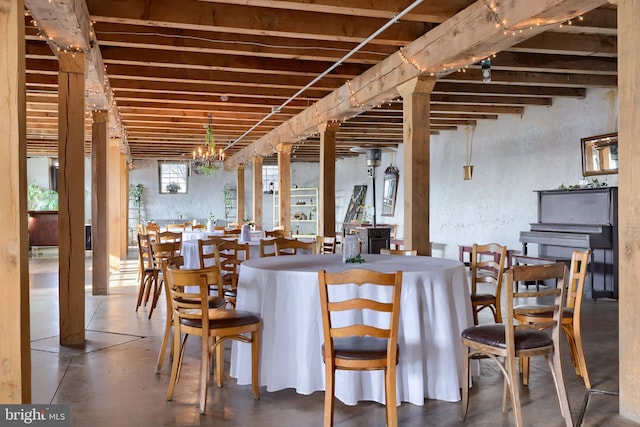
[{"xmin": 29, "ymin": 20, "xmax": 94, "ymax": 54}]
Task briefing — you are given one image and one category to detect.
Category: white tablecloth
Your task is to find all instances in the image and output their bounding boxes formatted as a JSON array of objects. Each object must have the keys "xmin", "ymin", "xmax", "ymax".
[
  {"xmin": 182, "ymin": 230, "xmax": 263, "ymax": 241},
  {"xmin": 230, "ymin": 254, "xmax": 474, "ymax": 405}
]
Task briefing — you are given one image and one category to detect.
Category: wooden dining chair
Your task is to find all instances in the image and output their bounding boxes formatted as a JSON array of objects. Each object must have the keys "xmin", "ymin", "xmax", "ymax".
[
  {"xmin": 155, "ymin": 256, "xmax": 226, "ymax": 374},
  {"xmin": 265, "ymin": 229, "xmax": 290, "ymax": 238},
  {"xmin": 380, "ymin": 248, "xmax": 417, "ymax": 256},
  {"xmin": 166, "ymin": 223, "xmax": 185, "ymax": 231},
  {"xmin": 516, "ymin": 250, "xmax": 592, "ymax": 388},
  {"xmin": 146, "ymin": 222, "xmax": 160, "ymax": 240},
  {"xmin": 192, "ymin": 223, "xmax": 206, "ymax": 230},
  {"xmin": 148, "ymin": 241, "xmax": 181, "ymax": 319},
  {"xmin": 214, "ymin": 239, "xmax": 250, "ymax": 308},
  {"xmin": 198, "ymin": 237, "xmax": 225, "ymax": 269},
  {"xmin": 135, "ymin": 233, "xmax": 155, "ymax": 312},
  {"xmin": 198, "ymin": 236, "xmax": 227, "ymax": 297},
  {"xmin": 224, "ymin": 228, "xmax": 242, "ymax": 236},
  {"xmin": 318, "ymin": 268, "xmax": 403, "ymax": 427},
  {"xmin": 165, "ymin": 262, "xmax": 262, "ymax": 414},
  {"xmin": 461, "ymin": 261, "xmax": 572, "ymax": 427},
  {"xmin": 275, "ymin": 238, "xmax": 316, "ymax": 255},
  {"xmin": 156, "ymin": 231, "xmax": 182, "ymax": 249},
  {"xmin": 316, "ymin": 236, "xmax": 337, "ymax": 254},
  {"xmin": 259, "ymin": 238, "xmax": 278, "ymax": 257},
  {"xmin": 470, "ymin": 243, "xmax": 507, "ymax": 325}
]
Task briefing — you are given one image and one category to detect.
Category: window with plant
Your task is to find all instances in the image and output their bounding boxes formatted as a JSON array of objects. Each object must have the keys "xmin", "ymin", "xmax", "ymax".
[{"xmin": 158, "ymin": 161, "xmax": 188, "ymax": 194}]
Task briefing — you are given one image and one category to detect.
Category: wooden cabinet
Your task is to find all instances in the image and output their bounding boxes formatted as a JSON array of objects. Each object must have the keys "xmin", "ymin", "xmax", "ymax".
[{"xmin": 28, "ymin": 211, "xmax": 58, "ymax": 247}]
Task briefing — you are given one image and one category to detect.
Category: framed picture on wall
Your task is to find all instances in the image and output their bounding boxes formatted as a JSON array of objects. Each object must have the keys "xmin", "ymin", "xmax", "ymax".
[{"xmin": 343, "ymin": 185, "xmax": 367, "ymax": 223}]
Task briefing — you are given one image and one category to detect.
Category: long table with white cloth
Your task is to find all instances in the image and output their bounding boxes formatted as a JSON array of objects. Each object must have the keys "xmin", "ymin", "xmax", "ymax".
[{"xmin": 230, "ymin": 253, "xmax": 474, "ymax": 406}]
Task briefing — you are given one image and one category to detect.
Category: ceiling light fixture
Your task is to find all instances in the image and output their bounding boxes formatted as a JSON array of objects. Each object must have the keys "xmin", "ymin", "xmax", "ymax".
[{"xmin": 192, "ymin": 114, "xmax": 224, "ymax": 174}]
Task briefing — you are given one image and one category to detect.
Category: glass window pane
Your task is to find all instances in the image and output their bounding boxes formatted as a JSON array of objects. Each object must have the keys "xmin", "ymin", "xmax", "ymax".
[
  {"xmin": 262, "ymin": 165, "xmax": 278, "ymax": 193},
  {"xmin": 159, "ymin": 161, "xmax": 188, "ymax": 194}
]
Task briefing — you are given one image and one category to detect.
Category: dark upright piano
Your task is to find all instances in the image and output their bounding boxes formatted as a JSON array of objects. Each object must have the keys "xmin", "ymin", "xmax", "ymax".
[{"xmin": 519, "ymin": 187, "xmax": 618, "ymax": 299}]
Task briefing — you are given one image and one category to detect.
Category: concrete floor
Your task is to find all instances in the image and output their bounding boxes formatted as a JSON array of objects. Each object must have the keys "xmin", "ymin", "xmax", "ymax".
[{"xmin": 27, "ymin": 250, "xmax": 637, "ymax": 427}]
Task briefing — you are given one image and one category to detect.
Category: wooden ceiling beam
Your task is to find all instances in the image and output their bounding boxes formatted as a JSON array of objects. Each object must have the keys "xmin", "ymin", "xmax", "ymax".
[
  {"xmin": 24, "ymin": 0, "xmax": 124, "ymax": 139},
  {"xmin": 510, "ymin": 32, "xmax": 616, "ymax": 57},
  {"xmin": 86, "ymin": 0, "xmax": 432, "ymax": 45},
  {"xmin": 196, "ymin": 0, "xmax": 471, "ymax": 23},
  {"xmin": 92, "ymin": 22, "xmax": 396, "ymax": 64},
  {"xmin": 227, "ymin": 0, "xmax": 608, "ymax": 167},
  {"xmin": 488, "ymin": 51, "xmax": 617, "ymax": 75},
  {"xmin": 441, "ymin": 68, "xmax": 617, "ymax": 87}
]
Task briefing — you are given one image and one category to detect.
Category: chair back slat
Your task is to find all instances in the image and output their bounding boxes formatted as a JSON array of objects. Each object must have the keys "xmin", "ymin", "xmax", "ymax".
[
  {"xmin": 566, "ymin": 250, "xmax": 590, "ymax": 310},
  {"xmin": 380, "ymin": 248, "xmax": 417, "ymax": 256},
  {"xmin": 316, "ymin": 236, "xmax": 337, "ymax": 254},
  {"xmin": 507, "ymin": 262, "xmax": 567, "ymax": 339},
  {"xmin": 275, "ymin": 238, "xmax": 316, "ymax": 255},
  {"xmin": 318, "ymin": 268, "xmax": 402, "ymax": 347}
]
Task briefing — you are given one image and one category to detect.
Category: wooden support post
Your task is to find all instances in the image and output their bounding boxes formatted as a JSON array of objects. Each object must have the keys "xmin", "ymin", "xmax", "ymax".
[
  {"xmin": 397, "ymin": 76, "xmax": 436, "ymax": 256},
  {"xmin": 278, "ymin": 145, "xmax": 292, "ymax": 235},
  {"xmin": 121, "ymin": 154, "xmax": 129, "ymax": 255},
  {"xmin": 92, "ymin": 110, "xmax": 109, "ymax": 294},
  {"xmin": 0, "ymin": 0, "xmax": 31, "ymax": 403},
  {"xmin": 618, "ymin": 0, "xmax": 640, "ymax": 421},
  {"xmin": 58, "ymin": 50, "xmax": 86, "ymax": 345},
  {"xmin": 237, "ymin": 164, "xmax": 245, "ymax": 224},
  {"xmin": 318, "ymin": 122, "xmax": 339, "ymax": 237},
  {"xmin": 252, "ymin": 156, "xmax": 263, "ymax": 230},
  {"xmin": 108, "ymin": 137, "xmax": 123, "ymax": 270}
]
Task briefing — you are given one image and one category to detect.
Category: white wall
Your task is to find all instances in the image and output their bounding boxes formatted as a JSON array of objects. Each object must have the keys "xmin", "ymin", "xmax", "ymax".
[
  {"xmin": 429, "ymin": 87, "xmax": 617, "ymax": 259},
  {"xmin": 28, "ymin": 88, "xmax": 613, "ymax": 248}
]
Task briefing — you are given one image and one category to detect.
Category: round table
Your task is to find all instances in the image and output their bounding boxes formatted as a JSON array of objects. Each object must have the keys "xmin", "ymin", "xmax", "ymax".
[{"xmin": 230, "ymin": 254, "xmax": 474, "ymax": 406}]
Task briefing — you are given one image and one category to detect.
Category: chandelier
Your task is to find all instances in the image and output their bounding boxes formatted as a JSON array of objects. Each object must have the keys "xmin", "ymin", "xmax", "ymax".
[{"xmin": 192, "ymin": 114, "xmax": 224, "ymax": 173}]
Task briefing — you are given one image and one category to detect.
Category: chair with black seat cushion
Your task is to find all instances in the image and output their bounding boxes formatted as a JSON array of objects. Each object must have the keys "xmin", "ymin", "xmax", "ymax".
[
  {"xmin": 318, "ymin": 268, "xmax": 403, "ymax": 427},
  {"xmin": 516, "ymin": 250, "xmax": 592, "ymax": 388},
  {"xmin": 461, "ymin": 261, "xmax": 572, "ymax": 427},
  {"xmin": 470, "ymin": 243, "xmax": 507, "ymax": 325},
  {"xmin": 155, "ymin": 256, "xmax": 226, "ymax": 374},
  {"xmin": 165, "ymin": 262, "xmax": 262, "ymax": 414}
]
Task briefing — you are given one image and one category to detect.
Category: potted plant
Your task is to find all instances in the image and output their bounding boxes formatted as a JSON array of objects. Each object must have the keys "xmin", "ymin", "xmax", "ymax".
[
  {"xmin": 166, "ymin": 182, "xmax": 181, "ymax": 193},
  {"xmin": 28, "ymin": 182, "xmax": 59, "ymax": 211}
]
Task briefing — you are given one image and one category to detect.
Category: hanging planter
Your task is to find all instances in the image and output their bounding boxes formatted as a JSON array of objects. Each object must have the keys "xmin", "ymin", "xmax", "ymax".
[{"xmin": 463, "ymin": 126, "xmax": 475, "ymax": 180}]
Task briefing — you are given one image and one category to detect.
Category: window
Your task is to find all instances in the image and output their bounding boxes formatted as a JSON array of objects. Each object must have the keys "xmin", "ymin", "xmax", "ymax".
[
  {"xmin": 159, "ymin": 161, "xmax": 188, "ymax": 194},
  {"xmin": 262, "ymin": 165, "xmax": 279, "ymax": 193}
]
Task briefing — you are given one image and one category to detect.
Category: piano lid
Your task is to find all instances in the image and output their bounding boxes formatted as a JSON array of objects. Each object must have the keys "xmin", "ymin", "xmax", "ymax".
[{"xmin": 529, "ymin": 223, "xmax": 611, "ymax": 233}]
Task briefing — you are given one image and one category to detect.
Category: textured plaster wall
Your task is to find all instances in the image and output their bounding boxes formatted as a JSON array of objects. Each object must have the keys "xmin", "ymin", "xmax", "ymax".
[
  {"xmin": 429, "ymin": 87, "xmax": 618, "ymax": 259},
  {"xmin": 28, "ymin": 88, "xmax": 615, "ymax": 247}
]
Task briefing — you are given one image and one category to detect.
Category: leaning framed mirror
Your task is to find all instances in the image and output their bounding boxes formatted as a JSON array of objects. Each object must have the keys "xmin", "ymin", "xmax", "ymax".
[
  {"xmin": 581, "ymin": 132, "xmax": 618, "ymax": 176},
  {"xmin": 381, "ymin": 165, "xmax": 399, "ymax": 217}
]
